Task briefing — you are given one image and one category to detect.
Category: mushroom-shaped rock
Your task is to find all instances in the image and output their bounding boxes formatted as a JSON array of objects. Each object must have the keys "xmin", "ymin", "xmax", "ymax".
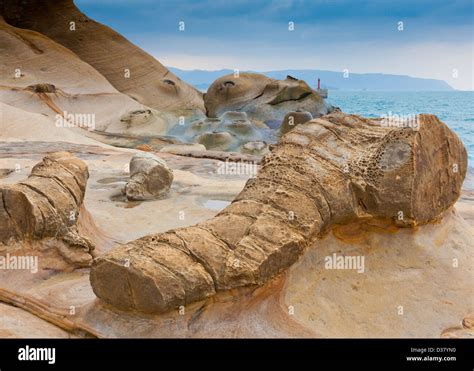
[
  {"xmin": 91, "ymin": 113, "xmax": 467, "ymax": 313},
  {"xmin": 204, "ymin": 73, "xmax": 328, "ymax": 124},
  {"xmin": 220, "ymin": 111, "xmax": 261, "ymax": 139},
  {"xmin": 219, "ymin": 111, "xmax": 250, "ymax": 121},
  {"xmin": 185, "ymin": 118, "xmax": 221, "ymax": 136},
  {"xmin": 181, "ymin": 111, "xmax": 264, "ymax": 151},
  {"xmin": 205, "ymin": 73, "xmax": 272, "ymax": 117},
  {"xmin": 241, "ymin": 141, "xmax": 269, "ymax": 156},
  {"xmin": 124, "ymin": 153, "xmax": 173, "ymax": 201},
  {"xmin": 280, "ymin": 111, "xmax": 313, "ymax": 136},
  {"xmin": 195, "ymin": 131, "xmax": 234, "ymax": 151}
]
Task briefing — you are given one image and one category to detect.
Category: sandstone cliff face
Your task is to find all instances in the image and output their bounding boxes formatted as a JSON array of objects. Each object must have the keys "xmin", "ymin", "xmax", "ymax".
[
  {"xmin": 0, "ymin": 152, "xmax": 94, "ymax": 266},
  {"xmin": 0, "ymin": 16, "xmax": 115, "ymax": 94},
  {"xmin": 1, "ymin": 0, "xmax": 205, "ymax": 116},
  {"xmin": 90, "ymin": 112, "xmax": 467, "ymax": 313},
  {"xmin": 0, "ymin": 16, "xmax": 175, "ymax": 139}
]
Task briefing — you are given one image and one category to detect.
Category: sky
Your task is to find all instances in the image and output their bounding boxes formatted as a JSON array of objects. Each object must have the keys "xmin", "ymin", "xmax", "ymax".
[{"xmin": 75, "ymin": 0, "xmax": 474, "ymax": 90}]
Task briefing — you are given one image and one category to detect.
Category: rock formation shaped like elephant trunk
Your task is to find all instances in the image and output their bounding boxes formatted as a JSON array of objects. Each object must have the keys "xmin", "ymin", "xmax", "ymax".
[
  {"xmin": 90, "ymin": 112, "xmax": 467, "ymax": 313},
  {"xmin": 0, "ymin": 152, "xmax": 94, "ymax": 263}
]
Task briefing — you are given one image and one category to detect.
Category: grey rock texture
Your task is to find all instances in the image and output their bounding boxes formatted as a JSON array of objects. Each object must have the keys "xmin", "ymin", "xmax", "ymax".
[{"xmin": 124, "ymin": 153, "xmax": 174, "ymax": 201}]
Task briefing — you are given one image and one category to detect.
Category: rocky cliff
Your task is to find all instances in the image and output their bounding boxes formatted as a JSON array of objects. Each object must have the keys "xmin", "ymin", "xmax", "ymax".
[{"xmin": 1, "ymin": 0, "xmax": 205, "ymax": 116}]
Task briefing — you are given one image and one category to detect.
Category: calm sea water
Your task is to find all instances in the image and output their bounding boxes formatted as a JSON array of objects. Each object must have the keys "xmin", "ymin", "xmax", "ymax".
[{"xmin": 328, "ymin": 91, "xmax": 474, "ymax": 190}]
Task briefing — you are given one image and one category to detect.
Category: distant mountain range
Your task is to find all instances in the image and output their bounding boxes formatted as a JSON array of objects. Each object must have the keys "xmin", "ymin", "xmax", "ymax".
[{"xmin": 169, "ymin": 67, "xmax": 454, "ymax": 92}]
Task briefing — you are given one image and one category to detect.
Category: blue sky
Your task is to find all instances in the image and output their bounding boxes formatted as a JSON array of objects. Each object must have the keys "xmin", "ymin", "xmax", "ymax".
[{"xmin": 75, "ymin": 0, "xmax": 473, "ymax": 90}]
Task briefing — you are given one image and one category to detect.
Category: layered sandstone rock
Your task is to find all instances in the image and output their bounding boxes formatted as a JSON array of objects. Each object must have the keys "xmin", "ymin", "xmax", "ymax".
[
  {"xmin": 280, "ymin": 111, "xmax": 313, "ymax": 136},
  {"xmin": 1, "ymin": 4, "xmax": 330, "ymax": 151},
  {"xmin": 1, "ymin": 0, "xmax": 205, "ymax": 116},
  {"xmin": 204, "ymin": 73, "xmax": 329, "ymax": 125},
  {"xmin": 90, "ymin": 113, "xmax": 467, "ymax": 313},
  {"xmin": 125, "ymin": 153, "xmax": 174, "ymax": 201},
  {"xmin": 0, "ymin": 17, "xmax": 172, "ymax": 138},
  {"xmin": 0, "ymin": 145, "xmax": 470, "ymax": 338},
  {"xmin": 284, "ymin": 210, "xmax": 474, "ymax": 338},
  {"xmin": 0, "ymin": 16, "xmax": 115, "ymax": 95},
  {"xmin": 0, "ymin": 152, "xmax": 94, "ymax": 265}
]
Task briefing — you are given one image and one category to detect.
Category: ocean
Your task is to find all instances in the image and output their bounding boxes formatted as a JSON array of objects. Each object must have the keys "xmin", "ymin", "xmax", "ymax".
[{"xmin": 327, "ymin": 91, "xmax": 474, "ymax": 190}]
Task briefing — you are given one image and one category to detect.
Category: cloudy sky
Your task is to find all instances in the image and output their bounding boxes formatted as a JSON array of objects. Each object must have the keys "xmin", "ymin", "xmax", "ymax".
[{"xmin": 76, "ymin": 0, "xmax": 473, "ymax": 90}]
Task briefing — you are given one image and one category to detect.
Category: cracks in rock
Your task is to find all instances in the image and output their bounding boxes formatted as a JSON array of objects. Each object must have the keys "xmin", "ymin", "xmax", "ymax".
[
  {"xmin": 20, "ymin": 181, "xmax": 60, "ymax": 210},
  {"xmin": 172, "ymin": 231, "xmax": 219, "ymax": 294},
  {"xmin": 196, "ymin": 225, "xmax": 235, "ymax": 252},
  {"xmin": 267, "ymin": 90, "xmax": 312, "ymax": 106},
  {"xmin": 187, "ymin": 303, "xmax": 207, "ymax": 330},
  {"xmin": 0, "ymin": 189, "xmax": 21, "ymax": 240},
  {"xmin": 32, "ymin": 173, "xmax": 81, "ymax": 207},
  {"xmin": 0, "ymin": 287, "xmax": 99, "ymax": 338},
  {"xmin": 139, "ymin": 245, "xmax": 201, "ymax": 306}
]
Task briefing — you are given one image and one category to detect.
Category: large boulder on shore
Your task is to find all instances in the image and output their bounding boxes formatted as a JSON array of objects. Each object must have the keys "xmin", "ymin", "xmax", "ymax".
[
  {"xmin": 204, "ymin": 73, "xmax": 329, "ymax": 126},
  {"xmin": 0, "ymin": 152, "xmax": 94, "ymax": 267},
  {"xmin": 90, "ymin": 112, "xmax": 467, "ymax": 313},
  {"xmin": 125, "ymin": 153, "xmax": 174, "ymax": 201}
]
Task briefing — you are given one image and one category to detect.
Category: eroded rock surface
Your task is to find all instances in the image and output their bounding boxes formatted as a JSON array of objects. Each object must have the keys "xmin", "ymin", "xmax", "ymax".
[
  {"xmin": 1, "ymin": 0, "xmax": 205, "ymax": 116},
  {"xmin": 125, "ymin": 153, "xmax": 174, "ymax": 201},
  {"xmin": 167, "ymin": 111, "xmax": 268, "ymax": 152},
  {"xmin": 0, "ymin": 16, "xmax": 171, "ymax": 139},
  {"xmin": 159, "ymin": 143, "xmax": 206, "ymax": 154},
  {"xmin": 285, "ymin": 211, "xmax": 473, "ymax": 338},
  {"xmin": 241, "ymin": 141, "xmax": 269, "ymax": 156},
  {"xmin": 280, "ymin": 111, "xmax": 313, "ymax": 136},
  {"xmin": 204, "ymin": 73, "xmax": 329, "ymax": 125},
  {"xmin": 90, "ymin": 113, "xmax": 467, "ymax": 313},
  {"xmin": 0, "ymin": 6, "xmax": 331, "ymax": 152},
  {"xmin": 0, "ymin": 16, "xmax": 116, "ymax": 95},
  {"xmin": 195, "ymin": 131, "xmax": 234, "ymax": 151},
  {"xmin": 0, "ymin": 152, "xmax": 94, "ymax": 265}
]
